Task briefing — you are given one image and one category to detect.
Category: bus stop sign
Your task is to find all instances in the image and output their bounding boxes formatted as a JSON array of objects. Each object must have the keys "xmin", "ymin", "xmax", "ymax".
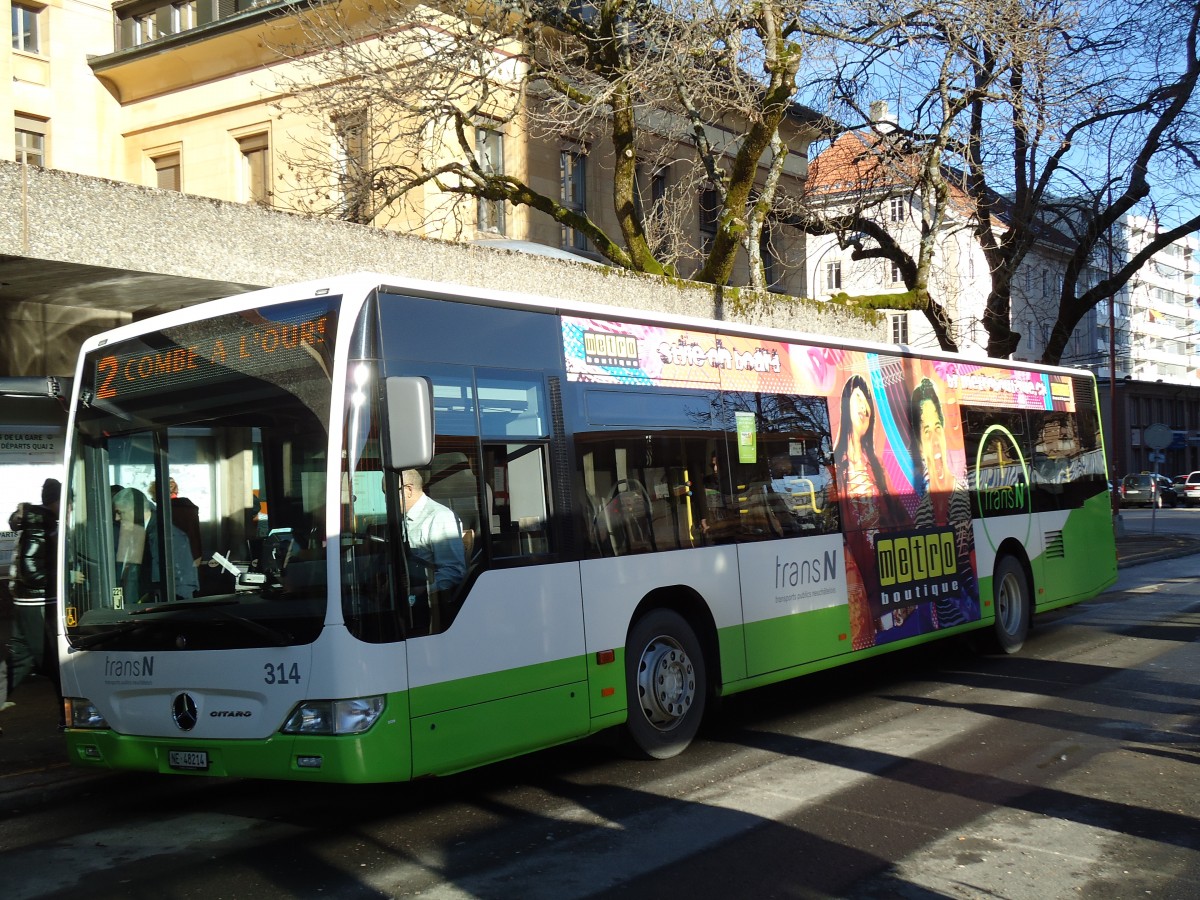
[{"xmin": 1144, "ymin": 423, "xmax": 1173, "ymax": 451}]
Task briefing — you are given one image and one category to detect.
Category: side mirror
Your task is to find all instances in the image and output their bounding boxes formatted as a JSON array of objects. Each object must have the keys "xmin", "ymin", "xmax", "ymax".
[{"xmin": 384, "ymin": 376, "xmax": 434, "ymax": 470}]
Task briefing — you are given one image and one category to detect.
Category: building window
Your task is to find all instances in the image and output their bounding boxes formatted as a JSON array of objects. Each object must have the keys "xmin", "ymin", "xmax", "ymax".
[
  {"xmin": 174, "ymin": 0, "xmax": 197, "ymax": 31},
  {"xmin": 825, "ymin": 260, "xmax": 841, "ymax": 291},
  {"xmin": 889, "ymin": 196, "xmax": 905, "ymax": 223},
  {"xmin": 968, "ymin": 255, "xmax": 976, "ymax": 278},
  {"xmin": 135, "ymin": 11, "xmax": 159, "ymax": 44},
  {"xmin": 560, "ymin": 148, "xmax": 587, "ymax": 251},
  {"xmin": 238, "ymin": 133, "xmax": 270, "ymax": 206},
  {"xmin": 476, "ymin": 128, "xmax": 505, "ymax": 235},
  {"xmin": 11, "ymin": 3, "xmax": 40, "ymax": 54},
  {"xmin": 890, "ymin": 260, "xmax": 903, "ymax": 284},
  {"xmin": 152, "ymin": 152, "xmax": 181, "ymax": 191},
  {"xmin": 118, "ymin": 2, "xmax": 195, "ymax": 48},
  {"xmin": 335, "ymin": 111, "xmax": 370, "ymax": 224},
  {"xmin": 890, "ymin": 313, "xmax": 909, "ymax": 345},
  {"xmin": 15, "ymin": 116, "xmax": 46, "ymax": 167}
]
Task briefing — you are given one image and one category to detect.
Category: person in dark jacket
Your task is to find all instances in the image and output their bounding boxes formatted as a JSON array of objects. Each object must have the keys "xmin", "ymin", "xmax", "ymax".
[{"xmin": 5, "ymin": 477, "xmax": 62, "ymax": 715}]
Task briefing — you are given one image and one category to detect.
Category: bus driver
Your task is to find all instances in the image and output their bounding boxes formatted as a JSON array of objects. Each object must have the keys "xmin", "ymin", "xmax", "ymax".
[{"xmin": 399, "ymin": 468, "xmax": 466, "ymax": 633}]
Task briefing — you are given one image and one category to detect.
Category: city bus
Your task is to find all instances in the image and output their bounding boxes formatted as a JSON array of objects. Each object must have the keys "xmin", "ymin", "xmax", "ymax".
[{"xmin": 57, "ymin": 273, "xmax": 1118, "ymax": 782}]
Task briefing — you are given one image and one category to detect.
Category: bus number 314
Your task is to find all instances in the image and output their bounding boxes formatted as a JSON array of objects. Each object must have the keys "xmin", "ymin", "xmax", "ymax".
[{"xmin": 264, "ymin": 663, "xmax": 302, "ymax": 684}]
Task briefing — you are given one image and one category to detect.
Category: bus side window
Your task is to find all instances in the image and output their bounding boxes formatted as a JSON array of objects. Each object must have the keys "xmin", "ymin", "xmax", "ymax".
[
  {"xmin": 721, "ymin": 392, "xmax": 839, "ymax": 540},
  {"xmin": 576, "ymin": 434, "xmax": 712, "ymax": 556},
  {"xmin": 962, "ymin": 407, "xmax": 1030, "ymax": 516},
  {"xmin": 475, "ymin": 370, "xmax": 553, "ymax": 561},
  {"xmin": 484, "ymin": 442, "xmax": 551, "ymax": 558},
  {"xmin": 425, "ymin": 447, "xmax": 483, "ymax": 561}
]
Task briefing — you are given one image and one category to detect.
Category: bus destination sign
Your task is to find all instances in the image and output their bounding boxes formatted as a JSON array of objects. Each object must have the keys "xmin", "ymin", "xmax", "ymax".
[{"xmin": 92, "ymin": 307, "xmax": 333, "ymax": 402}]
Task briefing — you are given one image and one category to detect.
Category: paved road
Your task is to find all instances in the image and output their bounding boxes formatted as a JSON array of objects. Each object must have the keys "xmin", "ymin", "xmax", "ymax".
[{"xmin": 1, "ymin": 529, "xmax": 1197, "ymax": 898}]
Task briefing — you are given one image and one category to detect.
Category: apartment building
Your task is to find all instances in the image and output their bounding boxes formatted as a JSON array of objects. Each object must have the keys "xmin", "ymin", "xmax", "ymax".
[
  {"xmin": 802, "ymin": 109, "xmax": 1072, "ymax": 358},
  {"xmin": 1085, "ymin": 219, "xmax": 1200, "ymax": 477},
  {"xmin": 1081, "ymin": 216, "xmax": 1200, "ymax": 384},
  {"xmin": 4, "ymin": 0, "xmax": 118, "ymax": 173}
]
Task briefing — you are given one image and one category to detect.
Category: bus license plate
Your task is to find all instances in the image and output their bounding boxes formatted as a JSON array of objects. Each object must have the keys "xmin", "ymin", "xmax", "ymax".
[{"xmin": 168, "ymin": 750, "xmax": 209, "ymax": 771}]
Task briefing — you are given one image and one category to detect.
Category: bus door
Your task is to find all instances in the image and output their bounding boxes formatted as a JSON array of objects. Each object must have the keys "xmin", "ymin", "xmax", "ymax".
[{"xmin": 391, "ymin": 366, "xmax": 589, "ymax": 777}]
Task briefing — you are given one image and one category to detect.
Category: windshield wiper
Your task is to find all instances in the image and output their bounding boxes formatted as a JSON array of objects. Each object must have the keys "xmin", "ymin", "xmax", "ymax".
[
  {"xmin": 129, "ymin": 598, "xmax": 292, "ymax": 646},
  {"xmin": 128, "ymin": 598, "xmax": 239, "ymax": 616},
  {"xmin": 71, "ymin": 622, "xmax": 147, "ymax": 650}
]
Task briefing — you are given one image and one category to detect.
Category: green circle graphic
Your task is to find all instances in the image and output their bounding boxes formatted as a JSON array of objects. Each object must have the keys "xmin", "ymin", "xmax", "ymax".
[{"xmin": 973, "ymin": 423, "xmax": 1032, "ymax": 553}]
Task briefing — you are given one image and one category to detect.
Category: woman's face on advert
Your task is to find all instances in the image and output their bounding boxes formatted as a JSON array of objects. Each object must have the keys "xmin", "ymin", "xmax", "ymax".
[{"xmin": 850, "ymin": 385, "xmax": 872, "ymax": 440}]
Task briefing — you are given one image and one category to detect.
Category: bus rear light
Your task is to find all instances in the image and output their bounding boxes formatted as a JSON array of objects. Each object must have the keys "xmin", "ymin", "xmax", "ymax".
[
  {"xmin": 64, "ymin": 698, "xmax": 109, "ymax": 729},
  {"xmin": 281, "ymin": 696, "xmax": 385, "ymax": 735},
  {"xmin": 296, "ymin": 756, "xmax": 323, "ymax": 768}
]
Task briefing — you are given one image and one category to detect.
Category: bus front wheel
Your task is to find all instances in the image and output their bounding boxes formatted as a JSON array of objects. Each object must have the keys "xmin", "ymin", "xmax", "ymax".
[
  {"xmin": 991, "ymin": 555, "xmax": 1031, "ymax": 654},
  {"xmin": 624, "ymin": 609, "xmax": 707, "ymax": 760}
]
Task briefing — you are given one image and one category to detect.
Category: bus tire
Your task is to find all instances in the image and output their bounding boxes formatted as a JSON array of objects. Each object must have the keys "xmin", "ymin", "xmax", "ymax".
[
  {"xmin": 991, "ymin": 554, "xmax": 1031, "ymax": 654},
  {"xmin": 623, "ymin": 609, "xmax": 707, "ymax": 760}
]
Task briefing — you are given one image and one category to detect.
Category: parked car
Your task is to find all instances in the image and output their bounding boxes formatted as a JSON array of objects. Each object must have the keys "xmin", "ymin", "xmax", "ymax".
[
  {"xmin": 1119, "ymin": 473, "xmax": 1178, "ymax": 508},
  {"xmin": 1176, "ymin": 471, "xmax": 1200, "ymax": 506}
]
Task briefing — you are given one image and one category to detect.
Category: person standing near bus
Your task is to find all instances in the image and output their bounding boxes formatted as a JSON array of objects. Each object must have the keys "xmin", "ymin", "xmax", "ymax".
[
  {"xmin": 399, "ymin": 468, "xmax": 466, "ymax": 633},
  {"xmin": 5, "ymin": 477, "xmax": 62, "ymax": 720}
]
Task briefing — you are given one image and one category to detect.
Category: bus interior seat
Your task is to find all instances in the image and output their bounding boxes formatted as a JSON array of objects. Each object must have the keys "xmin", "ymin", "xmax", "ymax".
[{"xmin": 603, "ymin": 479, "xmax": 656, "ymax": 555}]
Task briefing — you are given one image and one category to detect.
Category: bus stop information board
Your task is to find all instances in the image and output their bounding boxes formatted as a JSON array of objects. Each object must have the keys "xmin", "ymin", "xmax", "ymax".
[{"xmin": 0, "ymin": 426, "xmax": 63, "ymax": 586}]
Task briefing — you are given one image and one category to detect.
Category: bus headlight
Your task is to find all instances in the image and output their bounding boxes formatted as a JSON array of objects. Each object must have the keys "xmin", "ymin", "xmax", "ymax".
[
  {"xmin": 64, "ymin": 698, "xmax": 109, "ymax": 729},
  {"xmin": 281, "ymin": 696, "xmax": 385, "ymax": 735}
]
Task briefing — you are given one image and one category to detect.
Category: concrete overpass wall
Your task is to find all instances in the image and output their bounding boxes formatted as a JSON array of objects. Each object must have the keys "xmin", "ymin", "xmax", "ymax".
[{"xmin": 0, "ymin": 161, "xmax": 885, "ymax": 377}]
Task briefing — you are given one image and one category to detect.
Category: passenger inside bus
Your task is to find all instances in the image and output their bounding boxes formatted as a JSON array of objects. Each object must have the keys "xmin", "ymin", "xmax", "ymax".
[
  {"xmin": 112, "ymin": 487, "xmax": 199, "ymax": 603},
  {"xmin": 148, "ymin": 477, "xmax": 202, "ymax": 567},
  {"xmin": 399, "ymin": 468, "xmax": 466, "ymax": 634}
]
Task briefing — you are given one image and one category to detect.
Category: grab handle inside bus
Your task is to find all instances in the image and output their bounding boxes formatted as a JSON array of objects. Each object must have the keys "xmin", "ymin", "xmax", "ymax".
[{"xmin": 385, "ymin": 376, "xmax": 435, "ymax": 470}]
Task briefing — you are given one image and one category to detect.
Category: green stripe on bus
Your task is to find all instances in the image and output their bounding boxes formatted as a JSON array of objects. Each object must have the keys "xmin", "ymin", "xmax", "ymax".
[
  {"xmin": 409, "ymin": 656, "xmax": 587, "ymax": 717},
  {"xmin": 742, "ymin": 605, "xmax": 853, "ymax": 675}
]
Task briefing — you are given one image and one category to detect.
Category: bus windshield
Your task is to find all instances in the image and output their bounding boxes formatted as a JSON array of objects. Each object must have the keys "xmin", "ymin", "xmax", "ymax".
[{"xmin": 62, "ymin": 299, "xmax": 338, "ymax": 651}]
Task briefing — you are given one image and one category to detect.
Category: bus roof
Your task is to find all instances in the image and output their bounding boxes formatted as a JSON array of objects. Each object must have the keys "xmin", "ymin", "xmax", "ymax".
[{"xmin": 72, "ymin": 271, "xmax": 1094, "ymax": 383}]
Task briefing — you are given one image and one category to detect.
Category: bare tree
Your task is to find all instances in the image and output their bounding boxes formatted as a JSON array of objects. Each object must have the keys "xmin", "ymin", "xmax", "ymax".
[
  {"xmin": 790, "ymin": 1, "xmax": 1087, "ymax": 354},
  {"xmin": 793, "ymin": 0, "xmax": 1200, "ymax": 362},
  {"xmin": 1026, "ymin": 0, "xmax": 1200, "ymax": 365},
  {"xmin": 268, "ymin": 0, "xmax": 858, "ymax": 288}
]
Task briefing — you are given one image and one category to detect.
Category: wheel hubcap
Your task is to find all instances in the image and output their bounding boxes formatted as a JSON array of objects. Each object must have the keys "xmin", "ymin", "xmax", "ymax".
[
  {"xmin": 997, "ymin": 572, "xmax": 1020, "ymax": 633},
  {"xmin": 637, "ymin": 635, "xmax": 696, "ymax": 732}
]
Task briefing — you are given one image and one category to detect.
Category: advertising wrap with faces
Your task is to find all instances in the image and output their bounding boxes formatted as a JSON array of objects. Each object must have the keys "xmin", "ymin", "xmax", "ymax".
[{"xmin": 563, "ymin": 316, "xmax": 1080, "ymax": 649}]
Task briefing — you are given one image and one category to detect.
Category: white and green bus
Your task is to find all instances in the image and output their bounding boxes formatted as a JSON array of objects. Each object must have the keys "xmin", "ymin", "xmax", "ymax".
[{"xmin": 58, "ymin": 273, "xmax": 1117, "ymax": 782}]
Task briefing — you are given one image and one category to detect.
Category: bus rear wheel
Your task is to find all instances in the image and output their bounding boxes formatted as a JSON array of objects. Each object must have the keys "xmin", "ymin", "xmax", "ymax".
[
  {"xmin": 991, "ymin": 554, "xmax": 1031, "ymax": 654},
  {"xmin": 624, "ymin": 609, "xmax": 707, "ymax": 760}
]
